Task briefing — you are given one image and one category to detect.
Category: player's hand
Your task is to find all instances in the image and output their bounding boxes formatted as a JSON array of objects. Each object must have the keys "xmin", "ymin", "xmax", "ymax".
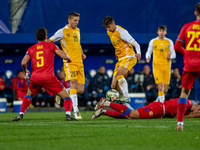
[
  {"xmin": 23, "ymin": 70, "xmax": 30, "ymax": 79},
  {"xmin": 82, "ymin": 53, "xmax": 86, "ymax": 60},
  {"xmin": 146, "ymin": 57, "xmax": 150, "ymax": 63},
  {"xmin": 135, "ymin": 54, "xmax": 141, "ymax": 60},
  {"xmin": 66, "ymin": 56, "xmax": 72, "ymax": 63},
  {"xmin": 167, "ymin": 51, "xmax": 171, "ymax": 60}
]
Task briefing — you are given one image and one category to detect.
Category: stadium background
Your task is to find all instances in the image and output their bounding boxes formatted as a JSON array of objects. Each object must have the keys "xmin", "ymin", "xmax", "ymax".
[{"xmin": 0, "ymin": 0, "xmax": 199, "ymax": 102}]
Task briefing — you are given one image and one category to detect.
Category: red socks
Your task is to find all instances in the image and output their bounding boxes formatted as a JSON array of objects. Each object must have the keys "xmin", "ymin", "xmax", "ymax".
[
  {"xmin": 110, "ymin": 102, "xmax": 132, "ymax": 116},
  {"xmin": 177, "ymin": 98, "xmax": 187, "ymax": 123},
  {"xmin": 63, "ymin": 97, "xmax": 72, "ymax": 112},
  {"xmin": 106, "ymin": 110, "xmax": 125, "ymax": 118},
  {"xmin": 20, "ymin": 95, "xmax": 32, "ymax": 113}
]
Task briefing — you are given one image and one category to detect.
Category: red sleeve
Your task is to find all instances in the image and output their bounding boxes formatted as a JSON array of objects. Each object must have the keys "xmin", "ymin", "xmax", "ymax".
[
  {"xmin": 26, "ymin": 47, "xmax": 31, "ymax": 57},
  {"xmin": 174, "ymin": 40, "xmax": 185, "ymax": 55},
  {"xmin": 177, "ymin": 24, "xmax": 187, "ymax": 42},
  {"xmin": 174, "ymin": 24, "xmax": 187, "ymax": 55},
  {"xmin": 52, "ymin": 43, "xmax": 59, "ymax": 52}
]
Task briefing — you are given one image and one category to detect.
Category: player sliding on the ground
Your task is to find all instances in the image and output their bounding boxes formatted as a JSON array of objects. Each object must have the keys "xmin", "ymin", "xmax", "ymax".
[{"xmin": 92, "ymin": 98, "xmax": 200, "ymax": 120}]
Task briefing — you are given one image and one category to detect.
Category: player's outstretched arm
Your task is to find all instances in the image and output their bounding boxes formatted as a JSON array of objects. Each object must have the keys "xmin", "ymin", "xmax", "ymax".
[{"xmin": 55, "ymin": 49, "xmax": 72, "ymax": 63}]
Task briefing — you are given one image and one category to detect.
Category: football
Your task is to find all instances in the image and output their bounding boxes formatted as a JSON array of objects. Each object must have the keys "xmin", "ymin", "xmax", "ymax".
[{"xmin": 106, "ymin": 89, "xmax": 119, "ymax": 101}]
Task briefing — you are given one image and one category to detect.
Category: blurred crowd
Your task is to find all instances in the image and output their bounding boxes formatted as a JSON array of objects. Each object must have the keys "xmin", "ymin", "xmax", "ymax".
[{"xmin": 1, "ymin": 65, "xmax": 200, "ymax": 109}]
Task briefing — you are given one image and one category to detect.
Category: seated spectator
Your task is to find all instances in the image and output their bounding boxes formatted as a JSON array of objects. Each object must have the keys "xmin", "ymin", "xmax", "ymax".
[
  {"xmin": 0, "ymin": 76, "xmax": 6, "ymax": 98},
  {"xmin": 91, "ymin": 66, "xmax": 110, "ymax": 100},
  {"xmin": 10, "ymin": 70, "xmax": 28, "ymax": 101},
  {"xmin": 143, "ymin": 65, "xmax": 158, "ymax": 103},
  {"xmin": 169, "ymin": 67, "xmax": 182, "ymax": 99},
  {"xmin": 126, "ymin": 68, "xmax": 138, "ymax": 92},
  {"xmin": 55, "ymin": 70, "xmax": 70, "ymax": 108}
]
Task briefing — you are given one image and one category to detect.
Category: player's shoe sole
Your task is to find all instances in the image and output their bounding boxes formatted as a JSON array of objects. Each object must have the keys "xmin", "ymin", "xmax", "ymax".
[
  {"xmin": 113, "ymin": 96, "xmax": 131, "ymax": 104},
  {"xmin": 11, "ymin": 114, "xmax": 23, "ymax": 121},
  {"xmin": 175, "ymin": 124, "xmax": 183, "ymax": 131},
  {"xmin": 94, "ymin": 97, "xmax": 106, "ymax": 111},
  {"xmin": 65, "ymin": 114, "xmax": 78, "ymax": 121},
  {"xmin": 74, "ymin": 111, "xmax": 82, "ymax": 119},
  {"xmin": 91, "ymin": 108, "xmax": 103, "ymax": 119}
]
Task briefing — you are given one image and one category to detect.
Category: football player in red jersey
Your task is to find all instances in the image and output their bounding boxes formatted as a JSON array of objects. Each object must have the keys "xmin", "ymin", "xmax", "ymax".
[
  {"xmin": 174, "ymin": 2, "xmax": 200, "ymax": 130},
  {"xmin": 11, "ymin": 28, "xmax": 77, "ymax": 121},
  {"xmin": 91, "ymin": 98, "xmax": 200, "ymax": 120}
]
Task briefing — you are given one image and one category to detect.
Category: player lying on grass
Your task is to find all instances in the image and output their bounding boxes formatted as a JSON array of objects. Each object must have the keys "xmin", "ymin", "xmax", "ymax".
[{"xmin": 91, "ymin": 98, "xmax": 200, "ymax": 119}]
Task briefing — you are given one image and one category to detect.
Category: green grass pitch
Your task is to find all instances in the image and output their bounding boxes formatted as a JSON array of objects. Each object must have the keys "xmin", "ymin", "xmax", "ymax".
[{"xmin": 0, "ymin": 111, "xmax": 200, "ymax": 150}]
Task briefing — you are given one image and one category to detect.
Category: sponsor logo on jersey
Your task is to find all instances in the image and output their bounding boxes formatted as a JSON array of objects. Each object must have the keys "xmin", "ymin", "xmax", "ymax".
[
  {"xmin": 117, "ymin": 39, "xmax": 120, "ymax": 42},
  {"xmin": 166, "ymin": 45, "xmax": 169, "ymax": 48}
]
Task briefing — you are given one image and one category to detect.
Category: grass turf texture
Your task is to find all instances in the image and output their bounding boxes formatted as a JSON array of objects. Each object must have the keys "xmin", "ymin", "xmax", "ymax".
[{"xmin": 0, "ymin": 111, "xmax": 200, "ymax": 150}]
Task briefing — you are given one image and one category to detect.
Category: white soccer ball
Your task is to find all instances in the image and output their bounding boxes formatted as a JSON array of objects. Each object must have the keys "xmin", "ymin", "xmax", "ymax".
[{"xmin": 106, "ymin": 89, "xmax": 119, "ymax": 101}]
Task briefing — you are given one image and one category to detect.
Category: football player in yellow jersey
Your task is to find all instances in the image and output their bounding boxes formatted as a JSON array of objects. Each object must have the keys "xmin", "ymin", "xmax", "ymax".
[
  {"xmin": 103, "ymin": 16, "xmax": 141, "ymax": 104},
  {"xmin": 146, "ymin": 25, "xmax": 176, "ymax": 103},
  {"xmin": 48, "ymin": 12, "xmax": 86, "ymax": 119}
]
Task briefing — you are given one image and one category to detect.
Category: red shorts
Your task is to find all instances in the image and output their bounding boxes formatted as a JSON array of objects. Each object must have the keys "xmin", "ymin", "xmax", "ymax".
[
  {"xmin": 29, "ymin": 77, "xmax": 63, "ymax": 96},
  {"xmin": 137, "ymin": 102, "xmax": 164, "ymax": 119},
  {"xmin": 182, "ymin": 70, "xmax": 200, "ymax": 90}
]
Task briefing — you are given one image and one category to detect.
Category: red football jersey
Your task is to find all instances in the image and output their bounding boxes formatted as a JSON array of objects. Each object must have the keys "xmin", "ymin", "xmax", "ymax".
[
  {"xmin": 26, "ymin": 41, "xmax": 59, "ymax": 81},
  {"xmin": 164, "ymin": 98, "xmax": 193, "ymax": 117},
  {"xmin": 177, "ymin": 20, "xmax": 200, "ymax": 71}
]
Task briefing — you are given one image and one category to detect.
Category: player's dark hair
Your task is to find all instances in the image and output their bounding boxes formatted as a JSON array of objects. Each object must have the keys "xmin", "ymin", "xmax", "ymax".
[
  {"xmin": 158, "ymin": 25, "xmax": 167, "ymax": 31},
  {"xmin": 173, "ymin": 67, "xmax": 179, "ymax": 71},
  {"xmin": 195, "ymin": 2, "xmax": 200, "ymax": 15},
  {"xmin": 103, "ymin": 16, "xmax": 114, "ymax": 27},
  {"xmin": 68, "ymin": 12, "xmax": 80, "ymax": 19},
  {"xmin": 17, "ymin": 70, "xmax": 23, "ymax": 75},
  {"xmin": 36, "ymin": 28, "xmax": 47, "ymax": 41}
]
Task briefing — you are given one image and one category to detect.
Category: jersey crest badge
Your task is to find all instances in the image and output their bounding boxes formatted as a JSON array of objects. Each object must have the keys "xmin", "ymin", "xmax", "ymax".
[
  {"xmin": 149, "ymin": 111, "xmax": 153, "ymax": 116},
  {"xmin": 67, "ymin": 34, "xmax": 70, "ymax": 37},
  {"xmin": 117, "ymin": 39, "xmax": 120, "ymax": 42}
]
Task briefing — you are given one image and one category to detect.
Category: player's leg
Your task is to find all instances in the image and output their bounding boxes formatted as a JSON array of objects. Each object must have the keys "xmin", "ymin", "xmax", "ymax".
[
  {"xmin": 115, "ymin": 67, "xmax": 129, "ymax": 97},
  {"xmin": 163, "ymin": 67, "xmax": 170, "ymax": 96},
  {"xmin": 153, "ymin": 64, "xmax": 165, "ymax": 102},
  {"xmin": 157, "ymin": 82, "xmax": 165, "ymax": 103},
  {"xmin": 11, "ymin": 88, "xmax": 35, "ymax": 121},
  {"xmin": 115, "ymin": 57, "xmax": 137, "ymax": 97},
  {"xmin": 94, "ymin": 98, "xmax": 138, "ymax": 119},
  {"xmin": 176, "ymin": 71, "xmax": 195, "ymax": 131},
  {"xmin": 91, "ymin": 109, "xmax": 130, "ymax": 119},
  {"xmin": 57, "ymin": 88, "xmax": 77, "ymax": 121},
  {"xmin": 176, "ymin": 88, "xmax": 191, "ymax": 130}
]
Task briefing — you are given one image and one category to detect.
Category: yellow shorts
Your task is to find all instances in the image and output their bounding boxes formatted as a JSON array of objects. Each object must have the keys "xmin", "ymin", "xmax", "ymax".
[
  {"xmin": 113, "ymin": 57, "xmax": 137, "ymax": 77},
  {"xmin": 64, "ymin": 62, "xmax": 85, "ymax": 84},
  {"xmin": 153, "ymin": 63, "xmax": 171, "ymax": 85}
]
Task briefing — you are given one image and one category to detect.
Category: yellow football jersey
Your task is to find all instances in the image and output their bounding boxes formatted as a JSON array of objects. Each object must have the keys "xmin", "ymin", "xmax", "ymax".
[
  {"xmin": 107, "ymin": 25, "xmax": 135, "ymax": 60},
  {"xmin": 146, "ymin": 37, "xmax": 175, "ymax": 66},
  {"xmin": 50, "ymin": 26, "xmax": 82, "ymax": 63}
]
